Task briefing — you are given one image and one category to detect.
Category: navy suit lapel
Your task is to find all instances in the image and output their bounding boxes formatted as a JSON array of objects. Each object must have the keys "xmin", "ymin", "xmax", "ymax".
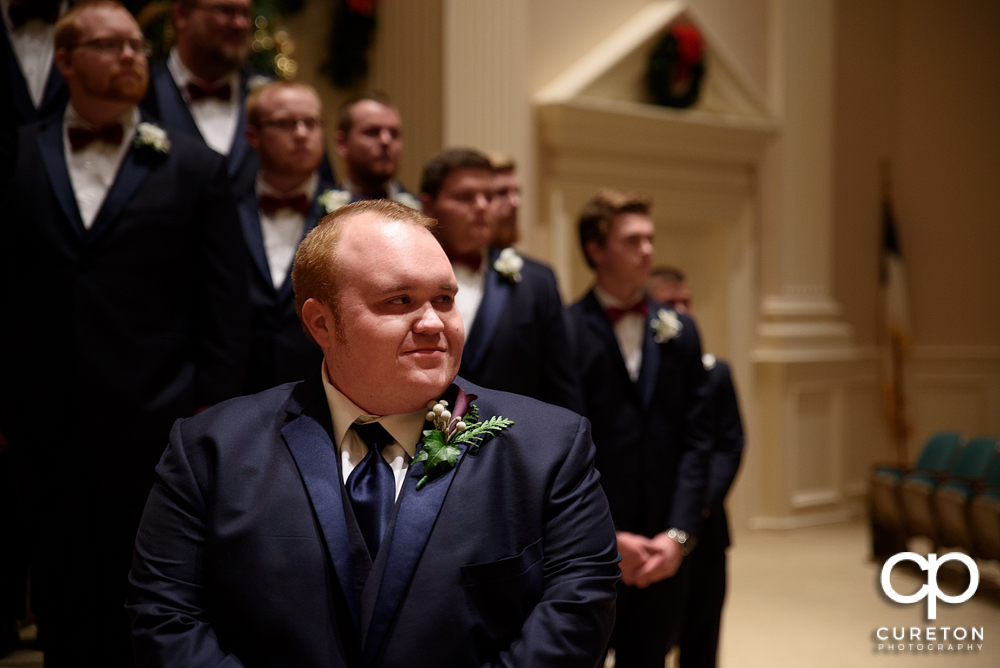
[
  {"xmin": 361, "ymin": 386, "xmax": 468, "ymax": 668},
  {"xmin": 152, "ymin": 62, "xmax": 201, "ymax": 137},
  {"xmin": 463, "ymin": 250, "xmax": 510, "ymax": 373},
  {"xmin": 237, "ymin": 195, "xmax": 273, "ymax": 290},
  {"xmin": 635, "ymin": 300, "xmax": 660, "ymax": 410},
  {"xmin": 39, "ymin": 64, "xmax": 64, "ymax": 113},
  {"xmin": 36, "ymin": 120, "xmax": 84, "ymax": 237},
  {"xmin": 226, "ymin": 72, "xmax": 250, "ymax": 177},
  {"xmin": 281, "ymin": 384, "xmax": 361, "ymax": 634},
  {"xmin": 85, "ymin": 140, "xmax": 153, "ymax": 247}
]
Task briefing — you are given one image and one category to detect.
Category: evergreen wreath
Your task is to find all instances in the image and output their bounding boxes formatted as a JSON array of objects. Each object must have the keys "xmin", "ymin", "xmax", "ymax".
[{"xmin": 647, "ymin": 23, "xmax": 705, "ymax": 109}]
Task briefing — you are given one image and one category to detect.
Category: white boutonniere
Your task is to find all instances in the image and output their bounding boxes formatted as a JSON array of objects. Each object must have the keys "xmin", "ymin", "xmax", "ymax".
[
  {"xmin": 702, "ymin": 353, "xmax": 716, "ymax": 370},
  {"xmin": 393, "ymin": 191, "xmax": 422, "ymax": 211},
  {"xmin": 650, "ymin": 308, "xmax": 683, "ymax": 343},
  {"xmin": 246, "ymin": 74, "xmax": 272, "ymax": 91},
  {"xmin": 317, "ymin": 189, "xmax": 352, "ymax": 214},
  {"xmin": 493, "ymin": 247, "xmax": 523, "ymax": 283},
  {"xmin": 416, "ymin": 388, "xmax": 514, "ymax": 490},
  {"xmin": 134, "ymin": 122, "xmax": 170, "ymax": 154}
]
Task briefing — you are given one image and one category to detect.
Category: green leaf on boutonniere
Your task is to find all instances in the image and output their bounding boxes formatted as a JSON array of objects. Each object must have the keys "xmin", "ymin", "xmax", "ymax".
[{"xmin": 415, "ymin": 392, "xmax": 513, "ymax": 490}]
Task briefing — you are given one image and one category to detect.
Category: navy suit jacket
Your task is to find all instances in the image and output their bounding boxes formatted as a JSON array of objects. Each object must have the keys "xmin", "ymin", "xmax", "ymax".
[
  {"xmin": 700, "ymin": 359, "xmax": 744, "ymax": 550},
  {"xmin": 0, "ymin": 22, "xmax": 67, "ymax": 183},
  {"xmin": 0, "ymin": 112, "xmax": 250, "ymax": 459},
  {"xmin": 127, "ymin": 376, "xmax": 620, "ymax": 668},
  {"xmin": 567, "ymin": 292, "xmax": 712, "ymax": 538},
  {"xmin": 237, "ymin": 178, "xmax": 333, "ymax": 394},
  {"xmin": 459, "ymin": 248, "xmax": 583, "ymax": 413}
]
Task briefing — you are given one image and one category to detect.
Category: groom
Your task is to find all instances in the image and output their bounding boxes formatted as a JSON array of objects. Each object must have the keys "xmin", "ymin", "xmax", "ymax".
[{"xmin": 128, "ymin": 199, "xmax": 620, "ymax": 667}]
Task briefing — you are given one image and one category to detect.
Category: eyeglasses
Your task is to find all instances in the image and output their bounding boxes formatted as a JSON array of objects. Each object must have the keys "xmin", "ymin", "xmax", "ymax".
[
  {"xmin": 195, "ymin": 3, "xmax": 254, "ymax": 21},
  {"xmin": 69, "ymin": 38, "xmax": 151, "ymax": 57},
  {"xmin": 258, "ymin": 117, "xmax": 324, "ymax": 132}
]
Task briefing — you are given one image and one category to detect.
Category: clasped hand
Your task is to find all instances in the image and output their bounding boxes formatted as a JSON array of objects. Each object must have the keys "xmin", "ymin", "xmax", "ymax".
[{"xmin": 616, "ymin": 531, "xmax": 683, "ymax": 588}]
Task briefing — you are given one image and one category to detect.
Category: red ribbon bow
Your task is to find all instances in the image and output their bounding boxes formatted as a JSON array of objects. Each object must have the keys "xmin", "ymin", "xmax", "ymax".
[
  {"xmin": 606, "ymin": 300, "xmax": 649, "ymax": 324},
  {"xmin": 68, "ymin": 123, "xmax": 124, "ymax": 152},
  {"xmin": 186, "ymin": 81, "xmax": 232, "ymax": 102},
  {"xmin": 259, "ymin": 193, "xmax": 311, "ymax": 216}
]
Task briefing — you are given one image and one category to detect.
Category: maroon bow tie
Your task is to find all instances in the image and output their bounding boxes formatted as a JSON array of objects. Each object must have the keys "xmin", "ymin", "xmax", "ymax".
[
  {"xmin": 259, "ymin": 193, "xmax": 311, "ymax": 216},
  {"xmin": 606, "ymin": 300, "xmax": 649, "ymax": 324},
  {"xmin": 186, "ymin": 81, "xmax": 232, "ymax": 102},
  {"xmin": 9, "ymin": 2, "xmax": 60, "ymax": 28},
  {"xmin": 68, "ymin": 123, "xmax": 124, "ymax": 152}
]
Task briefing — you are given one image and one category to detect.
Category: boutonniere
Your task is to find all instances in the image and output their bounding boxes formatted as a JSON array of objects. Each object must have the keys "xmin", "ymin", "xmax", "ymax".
[
  {"xmin": 134, "ymin": 122, "xmax": 170, "ymax": 154},
  {"xmin": 317, "ymin": 189, "xmax": 351, "ymax": 214},
  {"xmin": 415, "ymin": 387, "xmax": 514, "ymax": 490},
  {"xmin": 493, "ymin": 247, "xmax": 523, "ymax": 283},
  {"xmin": 702, "ymin": 353, "xmax": 716, "ymax": 370},
  {"xmin": 246, "ymin": 74, "xmax": 272, "ymax": 92},
  {"xmin": 650, "ymin": 308, "xmax": 683, "ymax": 343},
  {"xmin": 393, "ymin": 191, "xmax": 422, "ymax": 212}
]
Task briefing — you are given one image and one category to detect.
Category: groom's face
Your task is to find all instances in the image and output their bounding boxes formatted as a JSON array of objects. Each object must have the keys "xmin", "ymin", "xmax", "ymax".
[{"xmin": 322, "ymin": 214, "xmax": 463, "ymax": 415}]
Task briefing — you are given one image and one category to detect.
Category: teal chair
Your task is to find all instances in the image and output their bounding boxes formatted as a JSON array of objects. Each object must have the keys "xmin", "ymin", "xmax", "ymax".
[
  {"xmin": 870, "ymin": 431, "xmax": 962, "ymax": 556},
  {"xmin": 934, "ymin": 436, "xmax": 999, "ymax": 551},
  {"xmin": 969, "ymin": 448, "xmax": 1000, "ymax": 560}
]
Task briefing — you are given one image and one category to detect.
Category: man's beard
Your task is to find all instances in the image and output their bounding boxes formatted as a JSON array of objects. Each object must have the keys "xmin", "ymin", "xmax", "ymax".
[{"xmin": 107, "ymin": 70, "xmax": 149, "ymax": 103}]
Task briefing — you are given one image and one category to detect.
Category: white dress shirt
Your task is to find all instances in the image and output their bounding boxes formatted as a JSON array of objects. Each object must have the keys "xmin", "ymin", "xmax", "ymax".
[
  {"xmin": 594, "ymin": 285, "xmax": 646, "ymax": 382},
  {"xmin": 167, "ymin": 47, "xmax": 240, "ymax": 156},
  {"xmin": 1, "ymin": 0, "xmax": 65, "ymax": 108},
  {"xmin": 321, "ymin": 363, "xmax": 426, "ymax": 500},
  {"xmin": 63, "ymin": 104, "xmax": 139, "ymax": 230},
  {"xmin": 453, "ymin": 251, "xmax": 488, "ymax": 335},
  {"xmin": 256, "ymin": 172, "xmax": 316, "ymax": 289}
]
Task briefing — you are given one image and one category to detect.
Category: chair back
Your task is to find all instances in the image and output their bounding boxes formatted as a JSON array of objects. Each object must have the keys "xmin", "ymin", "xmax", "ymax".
[
  {"xmin": 913, "ymin": 431, "xmax": 963, "ymax": 473},
  {"xmin": 947, "ymin": 436, "xmax": 999, "ymax": 481}
]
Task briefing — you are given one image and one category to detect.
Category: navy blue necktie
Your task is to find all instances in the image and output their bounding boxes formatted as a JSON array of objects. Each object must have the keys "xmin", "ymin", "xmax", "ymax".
[{"xmin": 347, "ymin": 422, "xmax": 396, "ymax": 558}]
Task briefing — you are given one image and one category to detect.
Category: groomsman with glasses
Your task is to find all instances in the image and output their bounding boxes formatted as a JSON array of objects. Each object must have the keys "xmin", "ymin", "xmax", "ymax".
[{"xmin": 0, "ymin": 2, "xmax": 248, "ymax": 663}]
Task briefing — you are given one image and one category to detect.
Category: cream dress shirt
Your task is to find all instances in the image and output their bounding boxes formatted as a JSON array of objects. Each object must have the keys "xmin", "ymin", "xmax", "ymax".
[
  {"xmin": 321, "ymin": 363, "xmax": 426, "ymax": 500},
  {"xmin": 1, "ymin": 0, "xmax": 65, "ymax": 108},
  {"xmin": 167, "ymin": 47, "xmax": 240, "ymax": 156},
  {"xmin": 594, "ymin": 285, "xmax": 646, "ymax": 382},
  {"xmin": 256, "ymin": 172, "xmax": 317, "ymax": 289}
]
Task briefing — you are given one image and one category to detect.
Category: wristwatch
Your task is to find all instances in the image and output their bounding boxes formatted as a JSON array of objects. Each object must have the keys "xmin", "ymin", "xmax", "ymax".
[{"xmin": 666, "ymin": 527, "xmax": 697, "ymax": 556}]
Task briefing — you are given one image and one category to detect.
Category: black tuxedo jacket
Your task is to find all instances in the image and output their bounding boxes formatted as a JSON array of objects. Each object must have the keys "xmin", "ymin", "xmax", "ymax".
[
  {"xmin": 237, "ymin": 178, "xmax": 332, "ymax": 394},
  {"xmin": 700, "ymin": 359, "xmax": 744, "ymax": 550},
  {"xmin": 567, "ymin": 291, "xmax": 712, "ymax": 538},
  {"xmin": 459, "ymin": 248, "xmax": 583, "ymax": 413},
  {"xmin": 128, "ymin": 376, "xmax": 619, "ymax": 668},
  {"xmin": 0, "ymin": 112, "xmax": 250, "ymax": 455},
  {"xmin": 0, "ymin": 22, "xmax": 67, "ymax": 183}
]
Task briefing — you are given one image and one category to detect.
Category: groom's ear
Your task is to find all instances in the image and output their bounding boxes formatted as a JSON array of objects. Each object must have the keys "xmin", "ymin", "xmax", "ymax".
[{"xmin": 301, "ymin": 297, "xmax": 337, "ymax": 350}]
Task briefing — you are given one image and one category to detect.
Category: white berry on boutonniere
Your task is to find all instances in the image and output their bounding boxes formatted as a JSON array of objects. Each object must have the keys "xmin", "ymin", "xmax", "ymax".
[
  {"xmin": 246, "ymin": 74, "xmax": 271, "ymax": 92},
  {"xmin": 415, "ymin": 387, "xmax": 514, "ymax": 490},
  {"xmin": 650, "ymin": 308, "xmax": 683, "ymax": 343},
  {"xmin": 318, "ymin": 189, "xmax": 351, "ymax": 214},
  {"xmin": 493, "ymin": 247, "xmax": 523, "ymax": 283},
  {"xmin": 702, "ymin": 353, "xmax": 716, "ymax": 370},
  {"xmin": 134, "ymin": 122, "xmax": 170, "ymax": 154}
]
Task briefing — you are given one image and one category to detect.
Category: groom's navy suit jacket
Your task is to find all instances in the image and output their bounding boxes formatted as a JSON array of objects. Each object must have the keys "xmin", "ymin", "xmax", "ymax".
[
  {"xmin": 567, "ymin": 291, "xmax": 712, "ymax": 538},
  {"xmin": 236, "ymin": 178, "xmax": 332, "ymax": 394},
  {"xmin": 459, "ymin": 248, "xmax": 583, "ymax": 413},
  {"xmin": 128, "ymin": 375, "xmax": 620, "ymax": 668},
  {"xmin": 0, "ymin": 111, "xmax": 249, "ymax": 485}
]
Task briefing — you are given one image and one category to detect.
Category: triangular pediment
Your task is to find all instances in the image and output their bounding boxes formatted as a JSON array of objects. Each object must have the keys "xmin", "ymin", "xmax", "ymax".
[{"xmin": 534, "ymin": 0, "xmax": 773, "ymax": 126}]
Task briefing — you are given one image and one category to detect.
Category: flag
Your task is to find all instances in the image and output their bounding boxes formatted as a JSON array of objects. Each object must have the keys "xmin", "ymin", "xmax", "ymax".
[{"xmin": 880, "ymin": 195, "xmax": 912, "ymax": 462}]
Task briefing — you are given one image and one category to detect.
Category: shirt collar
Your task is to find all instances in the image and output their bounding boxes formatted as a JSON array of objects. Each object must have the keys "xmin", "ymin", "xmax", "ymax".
[
  {"xmin": 168, "ymin": 46, "xmax": 240, "ymax": 92},
  {"xmin": 320, "ymin": 361, "xmax": 424, "ymax": 458},
  {"xmin": 594, "ymin": 284, "xmax": 645, "ymax": 310},
  {"xmin": 256, "ymin": 171, "xmax": 319, "ymax": 200},
  {"xmin": 2, "ymin": 0, "xmax": 66, "ymax": 32}
]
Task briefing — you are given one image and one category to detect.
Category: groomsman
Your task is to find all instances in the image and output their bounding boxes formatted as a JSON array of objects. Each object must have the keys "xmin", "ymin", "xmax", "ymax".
[
  {"xmin": 567, "ymin": 190, "xmax": 712, "ymax": 668},
  {"xmin": 486, "ymin": 151, "xmax": 521, "ymax": 249},
  {"xmin": 0, "ymin": 2, "xmax": 248, "ymax": 664},
  {"xmin": 1, "ymin": 0, "xmax": 69, "ymax": 181},
  {"xmin": 239, "ymin": 80, "xmax": 330, "ymax": 393},
  {"xmin": 648, "ymin": 266, "xmax": 744, "ymax": 668},
  {"xmin": 325, "ymin": 91, "xmax": 420, "ymax": 210},
  {"xmin": 419, "ymin": 148, "xmax": 581, "ymax": 412}
]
